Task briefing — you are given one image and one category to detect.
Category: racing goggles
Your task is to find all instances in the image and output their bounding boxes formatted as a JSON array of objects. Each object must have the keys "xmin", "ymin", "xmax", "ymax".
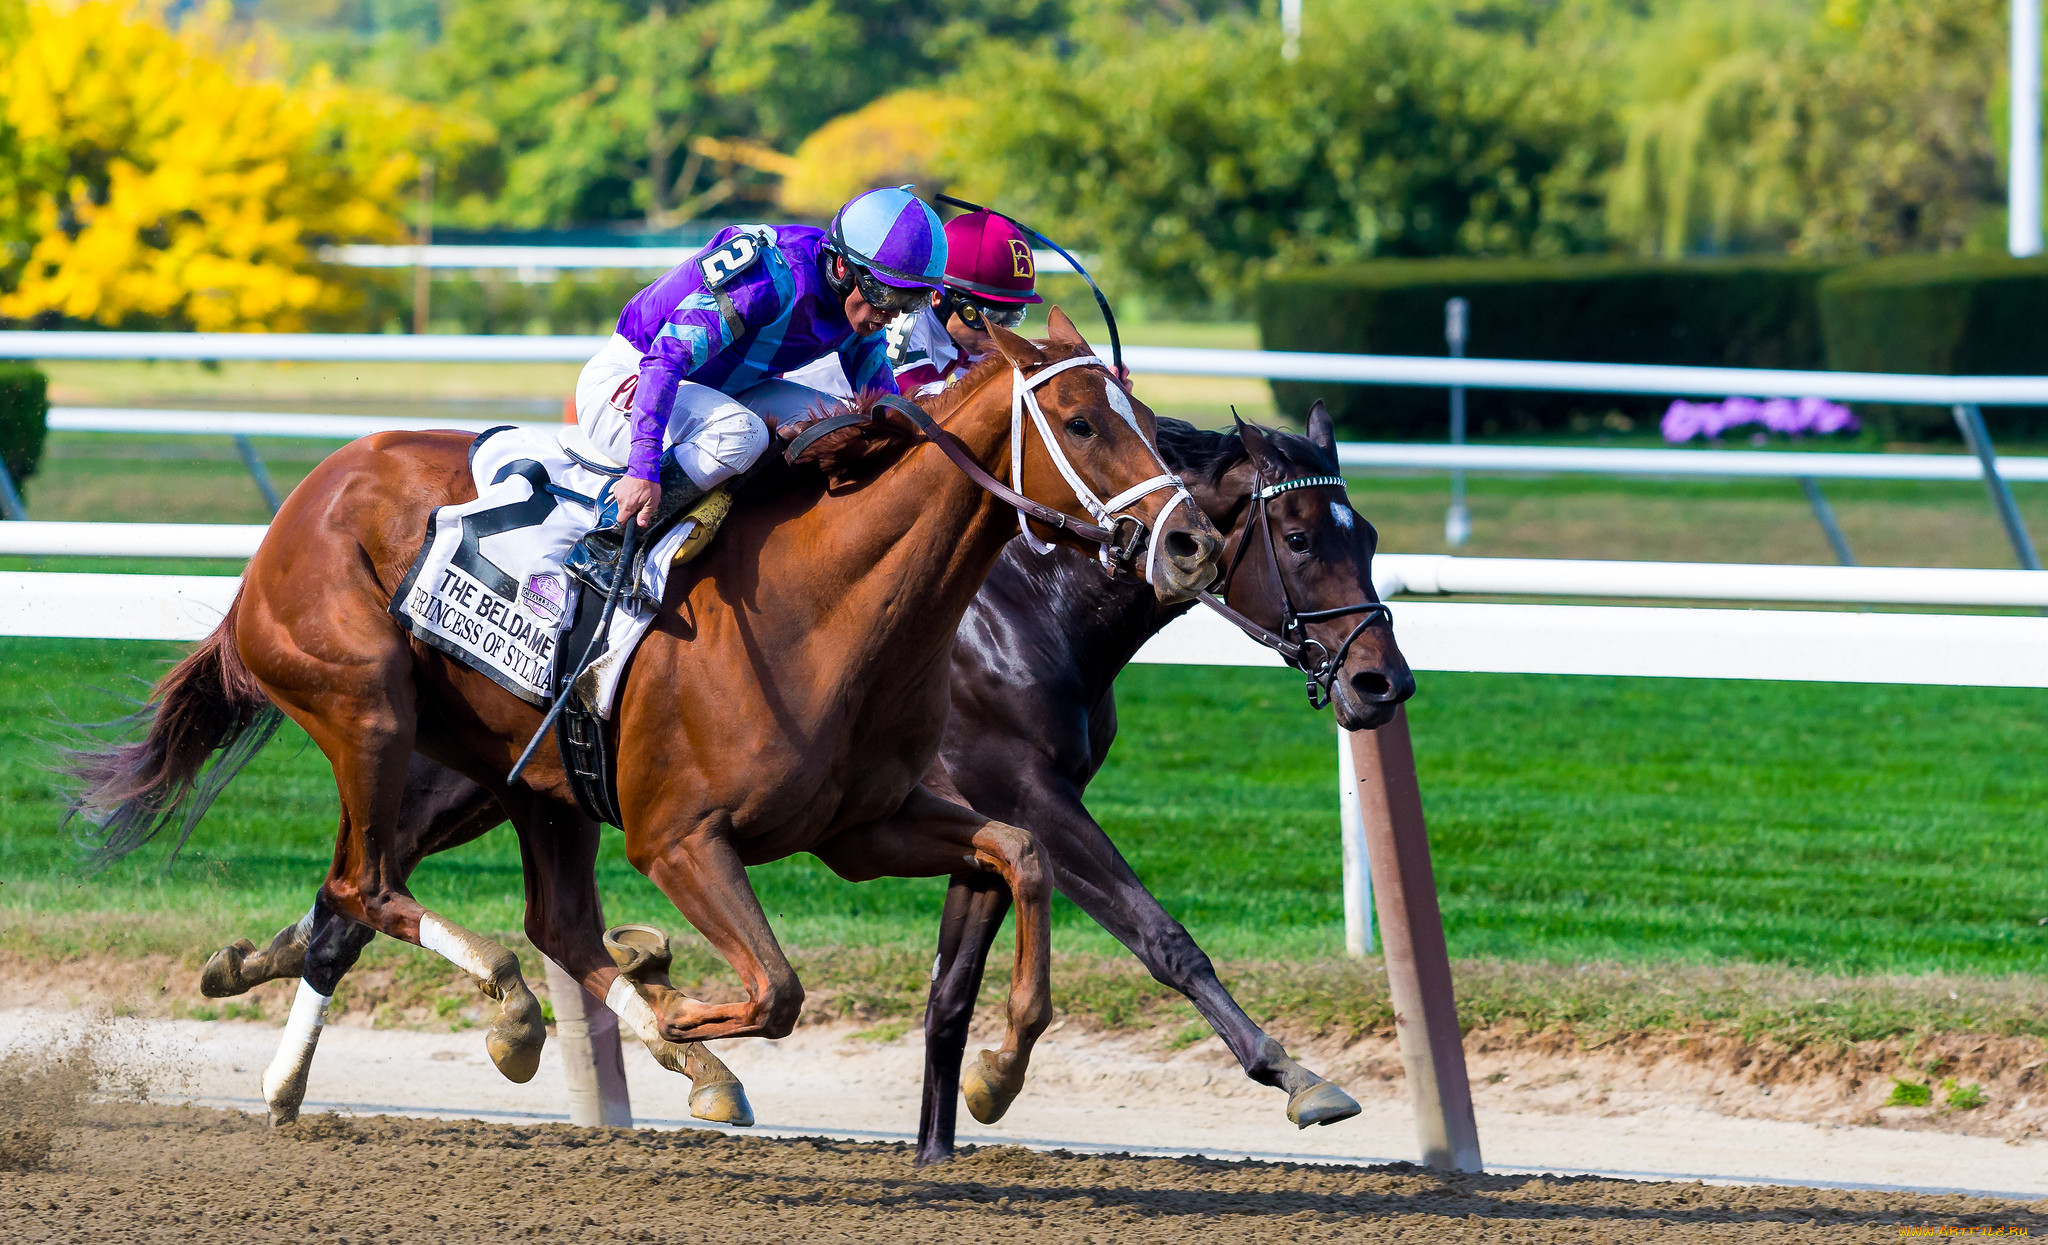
[
  {"xmin": 853, "ymin": 267, "xmax": 936, "ymax": 314},
  {"xmin": 955, "ymin": 298, "xmax": 1029, "ymax": 331}
]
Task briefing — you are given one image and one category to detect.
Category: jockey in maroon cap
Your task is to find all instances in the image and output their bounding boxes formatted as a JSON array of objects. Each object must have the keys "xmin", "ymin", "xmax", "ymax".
[{"xmin": 784, "ymin": 208, "xmax": 1045, "ymax": 400}]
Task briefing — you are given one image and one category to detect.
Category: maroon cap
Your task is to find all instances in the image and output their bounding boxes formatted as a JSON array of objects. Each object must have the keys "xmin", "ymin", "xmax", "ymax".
[{"xmin": 942, "ymin": 210, "xmax": 1043, "ymax": 304}]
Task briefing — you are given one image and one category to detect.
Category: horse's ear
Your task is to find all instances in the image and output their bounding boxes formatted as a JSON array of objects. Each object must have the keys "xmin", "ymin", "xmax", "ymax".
[
  {"xmin": 1234, "ymin": 414, "xmax": 1280, "ymax": 470},
  {"xmin": 987, "ymin": 321, "xmax": 1047, "ymax": 370},
  {"xmin": 1044, "ymin": 306, "xmax": 1090, "ymax": 350},
  {"xmin": 1306, "ymin": 400, "xmax": 1337, "ymax": 455}
]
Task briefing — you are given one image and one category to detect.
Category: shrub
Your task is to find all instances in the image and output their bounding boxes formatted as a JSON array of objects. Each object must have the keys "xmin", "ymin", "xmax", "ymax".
[
  {"xmin": 0, "ymin": 364, "xmax": 48, "ymax": 486},
  {"xmin": 1255, "ymin": 258, "xmax": 1836, "ymax": 438},
  {"xmin": 1817, "ymin": 255, "xmax": 2048, "ymax": 441}
]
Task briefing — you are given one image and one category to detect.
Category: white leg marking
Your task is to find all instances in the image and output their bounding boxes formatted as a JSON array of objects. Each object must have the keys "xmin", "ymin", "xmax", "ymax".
[
  {"xmin": 261, "ymin": 979, "xmax": 331, "ymax": 1110},
  {"xmin": 605, "ymin": 976, "xmax": 666, "ymax": 1045},
  {"xmin": 418, "ymin": 912, "xmax": 498, "ymax": 981}
]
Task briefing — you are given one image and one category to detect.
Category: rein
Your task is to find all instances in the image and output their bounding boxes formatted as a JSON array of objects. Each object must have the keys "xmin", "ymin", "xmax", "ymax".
[
  {"xmin": 791, "ymin": 353, "xmax": 1195, "ymax": 585},
  {"xmin": 1199, "ymin": 468, "xmax": 1392, "ymax": 710}
]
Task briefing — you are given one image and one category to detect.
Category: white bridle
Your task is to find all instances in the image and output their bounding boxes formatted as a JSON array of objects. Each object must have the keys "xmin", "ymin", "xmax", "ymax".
[{"xmin": 1009, "ymin": 354, "xmax": 1198, "ymax": 585}]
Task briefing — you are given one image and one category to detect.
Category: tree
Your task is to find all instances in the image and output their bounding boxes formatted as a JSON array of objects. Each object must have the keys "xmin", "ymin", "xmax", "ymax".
[
  {"xmin": 0, "ymin": 1, "xmax": 473, "ymax": 330},
  {"xmin": 941, "ymin": 0, "xmax": 1611, "ymax": 308},
  {"xmin": 1604, "ymin": 0, "xmax": 2012, "ymax": 258}
]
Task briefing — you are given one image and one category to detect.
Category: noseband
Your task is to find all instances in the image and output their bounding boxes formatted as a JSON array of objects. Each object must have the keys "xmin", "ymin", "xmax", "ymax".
[
  {"xmin": 795, "ymin": 354, "xmax": 1194, "ymax": 584},
  {"xmin": 1004, "ymin": 355, "xmax": 1195, "ymax": 585},
  {"xmin": 1199, "ymin": 468, "xmax": 1392, "ymax": 710}
]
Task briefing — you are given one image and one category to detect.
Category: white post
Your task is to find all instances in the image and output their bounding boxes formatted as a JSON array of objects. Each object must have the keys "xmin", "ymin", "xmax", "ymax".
[
  {"xmin": 1281, "ymin": 0, "xmax": 1302, "ymax": 62},
  {"xmin": 2014, "ymin": 0, "xmax": 2043, "ymax": 256},
  {"xmin": 1444, "ymin": 297, "xmax": 1471, "ymax": 548},
  {"xmin": 1337, "ymin": 725, "xmax": 1374, "ymax": 956},
  {"xmin": 543, "ymin": 956, "xmax": 633, "ymax": 1127}
]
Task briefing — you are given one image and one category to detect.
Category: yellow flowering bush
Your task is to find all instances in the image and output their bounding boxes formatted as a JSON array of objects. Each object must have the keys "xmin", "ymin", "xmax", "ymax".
[
  {"xmin": 0, "ymin": 1, "xmax": 472, "ymax": 331},
  {"xmin": 778, "ymin": 89, "xmax": 971, "ymax": 218}
]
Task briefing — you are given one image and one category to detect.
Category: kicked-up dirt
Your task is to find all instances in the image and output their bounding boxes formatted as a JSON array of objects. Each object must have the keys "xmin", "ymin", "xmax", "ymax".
[{"xmin": 1, "ymin": 1099, "xmax": 2043, "ymax": 1244}]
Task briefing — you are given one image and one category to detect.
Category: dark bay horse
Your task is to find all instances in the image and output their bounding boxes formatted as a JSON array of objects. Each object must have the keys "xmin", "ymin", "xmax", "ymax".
[
  {"xmin": 70, "ymin": 313, "xmax": 1222, "ymax": 1125},
  {"xmin": 918, "ymin": 401, "xmax": 1413, "ymax": 1163}
]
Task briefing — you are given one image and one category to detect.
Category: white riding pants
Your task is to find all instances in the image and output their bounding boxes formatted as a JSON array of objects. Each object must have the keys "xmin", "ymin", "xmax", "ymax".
[{"xmin": 573, "ymin": 333, "xmax": 836, "ymax": 488}]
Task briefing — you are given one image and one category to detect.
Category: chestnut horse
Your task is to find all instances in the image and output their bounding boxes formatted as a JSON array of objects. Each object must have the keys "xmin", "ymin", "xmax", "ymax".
[
  {"xmin": 71, "ymin": 313, "xmax": 1222, "ymax": 1125},
  {"xmin": 152, "ymin": 408, "xmax": 1412, "ymax": 1153}
]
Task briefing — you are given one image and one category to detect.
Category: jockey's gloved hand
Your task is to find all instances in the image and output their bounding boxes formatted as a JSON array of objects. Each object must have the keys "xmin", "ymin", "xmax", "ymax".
[{"xmin": 614, "ymin": 476, "xmax": 661, "ymax": 528}]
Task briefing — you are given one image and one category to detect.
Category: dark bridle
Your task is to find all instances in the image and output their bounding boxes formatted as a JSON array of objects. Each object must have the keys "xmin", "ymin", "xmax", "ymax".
[{"xmin": 1198, "ymin": 459, "xmax": 1393, "ymax": 711}]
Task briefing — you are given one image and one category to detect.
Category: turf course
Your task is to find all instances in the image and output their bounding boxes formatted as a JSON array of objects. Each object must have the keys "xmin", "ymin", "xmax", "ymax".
[{"xmin": 5, "ymin": 636, "xmax": 2044, "ymax": 978}]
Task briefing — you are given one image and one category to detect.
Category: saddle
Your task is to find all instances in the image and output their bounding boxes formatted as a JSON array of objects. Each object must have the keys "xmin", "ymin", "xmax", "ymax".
[
  {"xmin": 551, "ymin": 483, "xmax": 731, "ymax": 826},
  {"xmin": 551, "ymin": 402, "xmax": 909, "ymax": 825}
]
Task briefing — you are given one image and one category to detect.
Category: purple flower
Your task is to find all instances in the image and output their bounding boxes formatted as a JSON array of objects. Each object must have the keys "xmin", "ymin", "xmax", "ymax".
[{"xmin": 1660, "ymin": 396, "xmax": 1859, "ymax": 444}]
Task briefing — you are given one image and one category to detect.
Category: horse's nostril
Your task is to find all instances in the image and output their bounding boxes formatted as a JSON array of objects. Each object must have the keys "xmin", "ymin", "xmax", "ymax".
[
  {"xmin": 1165, "ymin": 529, "xmax": 1200, "ymax": 562},
  {"xmin": 1350, "ymin": 670, "xmax": 1393, "ymax": 700}
]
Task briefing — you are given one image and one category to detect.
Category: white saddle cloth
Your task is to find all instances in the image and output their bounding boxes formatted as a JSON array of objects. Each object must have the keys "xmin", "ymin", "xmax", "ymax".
[{"xmin": 390, "ymin": 424, "xmax": 698, "ymax": 717}]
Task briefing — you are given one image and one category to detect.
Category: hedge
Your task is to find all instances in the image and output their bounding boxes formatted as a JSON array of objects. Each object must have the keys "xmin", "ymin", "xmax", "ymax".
[
  {"xmin": 1255, "ymin": 258, "xmax": 1838, "ymax": 439},
  {"xmin": 1818, "ymin": 255, "xmax": 2048, "ymax": 440},
  {"xmin": 0, "ymin": 363, "xmax": 48, "ymax": 487}
]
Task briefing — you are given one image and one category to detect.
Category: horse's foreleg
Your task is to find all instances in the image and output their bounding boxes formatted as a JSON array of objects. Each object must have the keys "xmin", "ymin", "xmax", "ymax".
[
  {"xmin": 816, "ymin": 786, "xmax": 1053, "ymax": 1130},
  {"xmin": 915, "ymin": 873, "xmax": 1009, "ymax": 1167},
  {"xmin": 617, "ymin": 814, "xmax": 805, "ymax": 1044},
  {"xmin": 1038, "ymin": 787, "xmax": 1361, "ymax": 1128},
  {"xmin": 506, "ymin": 793, "xmax": 754, "ymax": 1126}
]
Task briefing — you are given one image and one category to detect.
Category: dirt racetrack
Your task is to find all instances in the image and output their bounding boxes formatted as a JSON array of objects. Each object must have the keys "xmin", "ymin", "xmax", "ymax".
[{"xmin": 4, "ymin": 1097, "xmax": 2044, "ymax": 1244}]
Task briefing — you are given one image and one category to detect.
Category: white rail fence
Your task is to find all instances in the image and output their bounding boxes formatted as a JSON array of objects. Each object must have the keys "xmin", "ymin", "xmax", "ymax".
[
  {"xmin": 319, "ymin": 243, "xmax": 1082, "ymax": 276},
  {"xmin": 11, "ymin": 523, "xmax": 2048, "ymax": 611},
  {"xmin": 14, "ymin": 332, "xmax": 2045, "ymax": 564},
  {"xmin": 5, "ymin": 331, "xmax": 2048, "ymax": 403},
  {"xmin": 43, "ymin": 407, "xmax": 2048, "ymax": 483}
]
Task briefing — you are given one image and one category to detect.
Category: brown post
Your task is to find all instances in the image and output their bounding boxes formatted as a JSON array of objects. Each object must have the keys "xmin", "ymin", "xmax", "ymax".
[
  {"xmin": 1346, "ymin": 705, "xmax": 1482, "ymax": 1172},
  {"xmin": 412, "ymin": 158, "xmax": 435, "ymax": 336}
]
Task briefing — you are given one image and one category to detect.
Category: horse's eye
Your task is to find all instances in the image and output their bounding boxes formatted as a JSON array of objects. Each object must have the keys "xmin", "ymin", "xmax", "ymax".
[
  {"xmin": 1285, "ymin": 531, "xmax": 1310, "ymax": 554},
  {"xmin": 1064, "ymin": 418, "xmax": 1095, "ymax": 439}
]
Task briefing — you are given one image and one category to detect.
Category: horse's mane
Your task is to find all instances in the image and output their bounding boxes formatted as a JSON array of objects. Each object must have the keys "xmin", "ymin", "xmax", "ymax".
[
  {"xmin": 1154, "ymin": 416, "xmax": 1339, "ymax": 486},
  {"xmin": 770, "ymin": 348, "xmax": 1338, "ymax": 499},
  {"xmin": 774, "ymin": 346, "xmax": 1056, "ymax": 491}
]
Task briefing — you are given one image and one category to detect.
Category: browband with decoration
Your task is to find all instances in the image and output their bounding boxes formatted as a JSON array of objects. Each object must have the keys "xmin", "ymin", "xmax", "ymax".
[{"xmin": 1257, "ymin": 475, "xmax": 1347, "ymax": 499}]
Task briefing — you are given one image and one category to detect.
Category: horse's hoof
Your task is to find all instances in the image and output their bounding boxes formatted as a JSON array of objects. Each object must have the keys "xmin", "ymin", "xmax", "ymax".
[
  {"xmin": 689, "ymin": 1077, "xmax": 754, "ymax": 1127},
  {"xmin": 604, "ymin": 925, "xmax": 673, "ymax": 985},
  {"xmin": 266, "ymin": 1101, "xmax": 301, "ymax": 1128},
  {"xmin": 200, "ymin": 939, "xmax": 257, "ymax": 998},
  {"xmin": 961, "ymin": 1050, "xmax": 1019, "ymax": 1125},
  {"xmin": 1287, "ymin": 1079, "xmax": 1362, "ymax": 1128},
  {"xmin": 486, "ymin": 988, "xmax": 547, "ymax": 1084}
]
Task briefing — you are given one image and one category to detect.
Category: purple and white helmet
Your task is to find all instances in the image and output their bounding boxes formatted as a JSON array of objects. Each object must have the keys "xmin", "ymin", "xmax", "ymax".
[{"xmin": 827, "ymin": 186, "xmax": 948, "ymax": 290}]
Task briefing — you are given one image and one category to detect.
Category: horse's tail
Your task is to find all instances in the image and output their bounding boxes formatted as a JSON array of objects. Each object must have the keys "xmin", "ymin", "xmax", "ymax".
[{"xmin": 64, "ymin": 596, "xmax": 283, "ymax": 870}]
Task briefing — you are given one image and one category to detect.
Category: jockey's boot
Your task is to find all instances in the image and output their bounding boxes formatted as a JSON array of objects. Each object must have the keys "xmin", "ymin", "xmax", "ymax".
[{"xmin": 567, "ymin": 467, "xmax": 708, "ymax": 605}]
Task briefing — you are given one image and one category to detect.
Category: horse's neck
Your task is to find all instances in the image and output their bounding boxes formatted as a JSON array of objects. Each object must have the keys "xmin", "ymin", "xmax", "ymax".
[
  {"xmin": 993, "ymin": 459, "xmax": 1256, "ymax": 705},
  {"xmin": 796, "ymin": 378, "xmax": 1037, "ymax": 665}
]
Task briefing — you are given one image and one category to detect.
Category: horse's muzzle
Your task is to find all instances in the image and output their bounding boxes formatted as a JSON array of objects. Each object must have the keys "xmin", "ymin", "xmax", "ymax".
[
  {"xmin": 1329, "ymin": 624, "xmax": 1416, "ymax": 732},
  {"xmin": 1147, "ymin": 508, "xmax": 1224, "ymax": 603}
]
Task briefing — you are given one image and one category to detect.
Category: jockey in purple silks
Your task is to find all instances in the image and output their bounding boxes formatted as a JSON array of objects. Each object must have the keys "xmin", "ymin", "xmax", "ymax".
[{"xmin": 565, "ymin": 185, "xmax": 949, "ymax": 597}]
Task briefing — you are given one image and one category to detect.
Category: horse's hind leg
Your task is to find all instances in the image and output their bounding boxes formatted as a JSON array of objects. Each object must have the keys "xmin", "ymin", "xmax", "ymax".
[
  {"xmin": 261, "ymin": 896, "xmax": 375, "ymax": 1124},
  {"xmin": 201, "ymin": 907, "xmax": 316, "ymax": 999},
  {"xmin": 258, "ymin": 756, "xmax": 511, "ymax": 1123}
]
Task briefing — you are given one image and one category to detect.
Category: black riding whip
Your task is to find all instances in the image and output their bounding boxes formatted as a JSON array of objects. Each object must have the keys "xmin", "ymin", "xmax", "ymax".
[
  {"xmin": 506, "ymin": 515, "xmax": 643, "ymax": 786},
  {"xmin": 933, "ymin": 193, "xmax": 1122, "ymax": 380}
]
